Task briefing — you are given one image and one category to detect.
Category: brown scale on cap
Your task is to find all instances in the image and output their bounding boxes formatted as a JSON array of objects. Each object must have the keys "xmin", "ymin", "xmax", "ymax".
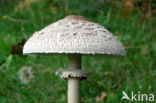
[{"xmin": 64, "ymin": 15, "xmax": 87, "ymax": 21}]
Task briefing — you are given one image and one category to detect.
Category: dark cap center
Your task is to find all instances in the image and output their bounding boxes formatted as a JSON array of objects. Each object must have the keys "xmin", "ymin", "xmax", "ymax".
[{"xmin": 64, "ymin": 15, "xmax": 87, "ymax": 21}]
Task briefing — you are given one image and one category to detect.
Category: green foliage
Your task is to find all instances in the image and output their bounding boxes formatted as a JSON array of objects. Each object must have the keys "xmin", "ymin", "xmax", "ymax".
[{"xmin": 0, "ymin": 0, "xmax": 155, "ymax": 102}]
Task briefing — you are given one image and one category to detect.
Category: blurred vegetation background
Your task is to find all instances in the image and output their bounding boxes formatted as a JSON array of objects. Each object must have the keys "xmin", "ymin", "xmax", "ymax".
[{"xmin": 0, "ymin": 0, "xmax": 156, "ymax": 103}]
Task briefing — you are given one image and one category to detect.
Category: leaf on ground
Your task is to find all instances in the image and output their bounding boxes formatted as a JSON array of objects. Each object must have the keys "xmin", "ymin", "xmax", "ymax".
[
  {"xmin": 96, "ymin": 92, "xmax": 107, "ymax": 103},
  {"xmin": 14, "ymin": 0, "xmax": 38, "ymax": 11},
  {"xmin": 123, "ymin": 0, "xmax": 134, "ymax": 16},
  {"xmin": 141, "ymin": 0, "xmax": 151, "ymax": 20},
  {"xmin": 49, "ymin": 2, "xmax": 58, "ymax": 14},
  {"xmin": 11, "ymin": 39, "xmax": 26, "ymax": 55},
  {"xmin": 141, "ymin": 48, "xmax": 148, "ymax": 55}
]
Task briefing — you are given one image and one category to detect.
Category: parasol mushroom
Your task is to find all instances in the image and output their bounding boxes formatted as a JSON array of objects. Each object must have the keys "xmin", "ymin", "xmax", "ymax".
[{"xmin": 23, "ymin": 15, "xmax": 126, "ymax": 103}]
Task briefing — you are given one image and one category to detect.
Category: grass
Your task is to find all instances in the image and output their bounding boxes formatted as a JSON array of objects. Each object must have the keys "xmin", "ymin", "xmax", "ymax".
[{"xmin": 0, "ymin": 0, "xmax": 156, "ymax": 103}]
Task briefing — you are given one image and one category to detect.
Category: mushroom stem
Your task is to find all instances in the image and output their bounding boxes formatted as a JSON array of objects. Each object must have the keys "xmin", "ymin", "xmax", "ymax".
[{"xmin": 68, "ymin": 54, "xmax": 81, "ymax": 103}]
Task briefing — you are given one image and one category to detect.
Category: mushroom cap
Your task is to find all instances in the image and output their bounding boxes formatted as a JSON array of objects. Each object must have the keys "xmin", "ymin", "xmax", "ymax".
[{"xmin": 23, "ymin": 15, "xmax": 126, "ymax": 56}]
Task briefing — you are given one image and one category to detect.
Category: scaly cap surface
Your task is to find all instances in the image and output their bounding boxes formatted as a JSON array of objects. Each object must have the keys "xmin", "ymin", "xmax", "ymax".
[{"xmin": 23, "ymin": 15, "xmax": 126, "ymax": 56}]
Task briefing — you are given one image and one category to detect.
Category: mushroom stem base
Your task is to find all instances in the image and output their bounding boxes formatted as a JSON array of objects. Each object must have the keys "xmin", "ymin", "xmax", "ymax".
[{"xmin": 68, "ymin": 54, "xmax": 81, "ymax": 103}]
